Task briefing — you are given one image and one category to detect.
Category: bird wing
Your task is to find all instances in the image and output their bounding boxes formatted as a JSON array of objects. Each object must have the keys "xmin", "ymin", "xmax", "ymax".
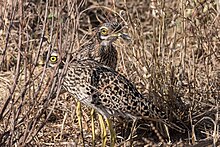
[{"xmin": 90, "ymin": 65, "xmax": 163, "ymax": 119}]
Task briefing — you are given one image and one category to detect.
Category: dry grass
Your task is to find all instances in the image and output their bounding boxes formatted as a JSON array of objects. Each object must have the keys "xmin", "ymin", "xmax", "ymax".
[{"xmin": 0, "ymin": 0, "xmax": 219, "ymax": 146}]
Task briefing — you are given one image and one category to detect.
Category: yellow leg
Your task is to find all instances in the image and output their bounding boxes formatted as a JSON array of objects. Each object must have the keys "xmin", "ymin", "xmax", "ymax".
[
  {"xmin": 91, "ymin": 109, "xmax": 95, "ymax": 147},
  {"xmin": 106, "ymin": 118, "xmax": 116, "ymax": 147},
  {"xmin": 76, "ymin": 101, "xmax": 85, "ymax": 146},
  {"xmin": 98, "ymin": 114, "xmax": 107, "ymax": 147}
]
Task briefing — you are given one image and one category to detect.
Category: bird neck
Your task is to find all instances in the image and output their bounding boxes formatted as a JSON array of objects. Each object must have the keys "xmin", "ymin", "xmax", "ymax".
[{"xmin": 99, "ymin": 44, "xmax": 118, "ymax": 70}]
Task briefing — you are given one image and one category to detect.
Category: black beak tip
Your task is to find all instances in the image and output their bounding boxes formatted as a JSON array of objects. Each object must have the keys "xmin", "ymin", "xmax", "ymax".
[{"xmin": 120, "ymin": 33, "xmax": 131, "ymax": 41}]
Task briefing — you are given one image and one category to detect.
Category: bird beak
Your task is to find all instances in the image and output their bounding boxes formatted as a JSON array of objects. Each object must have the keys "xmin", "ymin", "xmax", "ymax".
[
  {"xmin": 118, "ymin": 33, "xmax": 131, "ymax": 41},
  {"xmin": 110, "ymin": 32, "xmax": 131, "ymax": 41}
]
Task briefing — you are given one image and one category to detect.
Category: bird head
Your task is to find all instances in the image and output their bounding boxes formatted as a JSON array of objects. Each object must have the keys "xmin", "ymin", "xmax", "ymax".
[
  {"xmin": 39, "ymin": 50, "xmax": 66, "ymax": 69},
  {"xmin": 97, "ymin": 22, "xmax": 131, "ymax": 44}
]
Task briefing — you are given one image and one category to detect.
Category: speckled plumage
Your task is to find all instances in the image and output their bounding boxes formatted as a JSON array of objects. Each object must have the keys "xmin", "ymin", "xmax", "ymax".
[
  {"xmin": 62, "ymin": 59, "xmax": 166, "ymax": 121},
  {"xmin": 45, "ymin": 23, "xmax": 184, "ymax": 133}
]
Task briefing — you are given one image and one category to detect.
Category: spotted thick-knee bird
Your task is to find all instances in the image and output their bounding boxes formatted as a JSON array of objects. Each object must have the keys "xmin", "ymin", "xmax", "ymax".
[{"xmin": 46, "ymin": 50, "xmax": 185, "ymax": 134}]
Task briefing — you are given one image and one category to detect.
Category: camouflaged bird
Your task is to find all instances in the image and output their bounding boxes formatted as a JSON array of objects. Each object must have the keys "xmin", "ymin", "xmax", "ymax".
[{"xmin": 46, "ymin": 50, "xmax": 184, "ymax": 133}]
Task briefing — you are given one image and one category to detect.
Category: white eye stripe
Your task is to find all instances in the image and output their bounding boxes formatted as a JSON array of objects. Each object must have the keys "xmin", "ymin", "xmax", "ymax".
[
  {"xmin": 51, "ymin": 52, "xmax": 59, "ymax": 56},
  {"xmin": 100, "ymin": 35, "xmax": 109, "ymax": 40},
  {"xmin": 50, "ymin": 56, "xmax": 57, "ymax": 59},
  {"xmin": 99, "ymin": 26, "xmax": 109, "ymax": 31}
]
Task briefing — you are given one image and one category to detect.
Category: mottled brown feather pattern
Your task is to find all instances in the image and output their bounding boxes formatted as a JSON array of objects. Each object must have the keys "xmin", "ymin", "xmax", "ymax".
[{"xmin": 63, "ymin": 59, "xmax": 166, "ymax": 121}]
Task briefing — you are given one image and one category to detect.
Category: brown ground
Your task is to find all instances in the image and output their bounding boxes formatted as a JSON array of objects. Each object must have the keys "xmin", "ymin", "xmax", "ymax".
[{"xmin": 0, "ymin": 0, "xmax": 219, "ymax": 146}]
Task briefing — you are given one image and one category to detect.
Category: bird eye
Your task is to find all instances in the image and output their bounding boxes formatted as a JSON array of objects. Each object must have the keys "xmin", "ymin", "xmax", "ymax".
[
  {"xmin": 101, "ymin": 28, "xmax": 108, "ymax": 36},
  {"xmin": 50, "ymin": 56, "xmax": 57, "ymax": 62}
]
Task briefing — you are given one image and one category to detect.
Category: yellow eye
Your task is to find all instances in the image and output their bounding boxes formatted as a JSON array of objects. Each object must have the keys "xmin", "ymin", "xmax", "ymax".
[
  {"xmin": 50, "ymin": 56, "xmax": 57, "ymax": 62},
  {"xmin": 101, "ymin": 28, "xmax": 108, "ymax": 36}
]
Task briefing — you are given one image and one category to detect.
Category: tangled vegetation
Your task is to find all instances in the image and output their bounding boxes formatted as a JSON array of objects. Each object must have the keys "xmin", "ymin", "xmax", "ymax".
[{"xmin": 0, "ymin": 0, "xmax": 219, "ymax": 146}]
